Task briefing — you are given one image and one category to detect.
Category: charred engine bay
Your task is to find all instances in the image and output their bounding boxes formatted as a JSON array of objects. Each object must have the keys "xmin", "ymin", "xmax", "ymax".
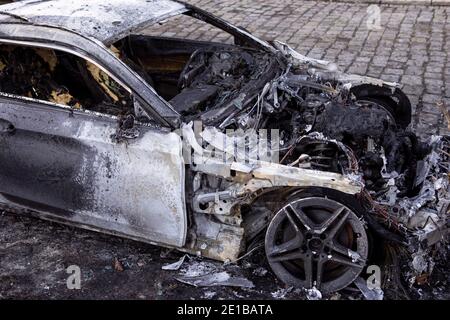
[
  {"xmin": 169, "ymin": 44, "xmax": 448, "ymax": 292},
  {"xmin": 172, "ymin": 45, "xmax": 434, "ymax": 198}
]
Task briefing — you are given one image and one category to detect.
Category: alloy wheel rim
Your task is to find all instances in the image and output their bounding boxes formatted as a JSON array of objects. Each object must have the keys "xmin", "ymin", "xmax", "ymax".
[{"xmin": 265, "ymin": 197, "xmax": 369, "ymax": 294}]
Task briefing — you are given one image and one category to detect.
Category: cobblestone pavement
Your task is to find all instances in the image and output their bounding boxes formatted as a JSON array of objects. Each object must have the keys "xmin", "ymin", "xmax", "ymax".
[{"xmin": 146, "ymin": 0, "xmax": 450, "ymax": 138}]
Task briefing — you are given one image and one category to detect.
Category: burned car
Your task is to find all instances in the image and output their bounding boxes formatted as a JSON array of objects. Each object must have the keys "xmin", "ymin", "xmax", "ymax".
[{"xmin": 0, "ymin": 0, "xmax": 448, "ymax": 295}]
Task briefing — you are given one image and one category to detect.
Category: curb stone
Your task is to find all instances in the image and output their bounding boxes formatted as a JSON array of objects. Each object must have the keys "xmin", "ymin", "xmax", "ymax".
[{"xmin": 309, "ymin": 0, "xmax": 450, "ymax": 6}]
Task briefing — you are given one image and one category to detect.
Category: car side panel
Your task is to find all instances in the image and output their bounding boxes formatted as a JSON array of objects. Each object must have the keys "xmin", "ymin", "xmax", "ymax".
[{"xmin": 0, "ymin": 98, "xmax": 187, "ymax": 247}]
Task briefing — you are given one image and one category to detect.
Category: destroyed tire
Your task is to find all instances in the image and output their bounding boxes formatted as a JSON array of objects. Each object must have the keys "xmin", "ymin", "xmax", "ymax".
[
  {"xmin": 265, "ymin": 197, "xmax": 369, "ymax": 294},
  {"xmin": 351, "ymin": 84, "xmax": 412, "ymax": 129}
]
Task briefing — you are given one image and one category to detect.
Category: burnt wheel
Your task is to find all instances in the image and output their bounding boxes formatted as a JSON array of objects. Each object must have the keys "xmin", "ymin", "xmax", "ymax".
[{"xmin": 265, "ymin": 197, "xmax": 369, "ymax": 294}]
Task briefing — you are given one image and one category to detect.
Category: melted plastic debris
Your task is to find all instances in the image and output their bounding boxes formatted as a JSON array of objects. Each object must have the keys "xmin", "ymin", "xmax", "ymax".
[
  {"xmin": 178, "ymin": 259, "xmax": 218, "ymax": 277},
  {"xmin": 252, "ymin": 267, "xmax": 268, "ymax": 277},
  {"xmin": 305, "ymin": 286, "xmax": 323, "ymax": 300},
  {"xmin": 354, "ymin": 277, "xmax": 384, "ymax": 300},
  {"xmin": 176, "ymin": 271, "xmax": 254, "ymax": 288},
  {"xmin": 329, "ymin": 292, "xmax": 341, "ymax": 300},
  {"xmin": 161, "ymin": 254, "xmax": 188, "ymax": 271},
  {"xmin": 174, "ymin": 258, "xmax": 254, "ymax": 288},
  {"xmin": 202, "ymin": 290, "xmax": 217, "ymax": 299},
  {"xmin": 271, "ymin": 287, "xmax": 294, "ymax": 299}
]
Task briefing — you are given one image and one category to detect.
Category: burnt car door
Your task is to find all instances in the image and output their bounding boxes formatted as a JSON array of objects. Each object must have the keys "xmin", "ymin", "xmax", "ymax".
[{"xmin": 0, "ymin": 42, "xmax": 187, "ymax": 247}]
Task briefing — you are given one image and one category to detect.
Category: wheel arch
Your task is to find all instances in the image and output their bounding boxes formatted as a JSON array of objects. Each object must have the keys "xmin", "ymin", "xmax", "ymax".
[{"xmin": 350, "ymin": 84, "xmax": 412, "ymax": 129}]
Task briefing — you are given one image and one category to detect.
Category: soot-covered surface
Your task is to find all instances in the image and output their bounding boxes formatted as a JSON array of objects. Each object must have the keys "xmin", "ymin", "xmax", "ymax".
[{"xmin": 0, "ymin": 211, "xmax": 448, "ymax": 300}]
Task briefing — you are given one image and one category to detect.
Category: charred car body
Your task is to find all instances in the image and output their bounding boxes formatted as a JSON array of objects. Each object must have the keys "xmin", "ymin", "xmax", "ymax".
[{"xmin": 0, "ymin": 0, "xmax": 448, "ymax": 295}]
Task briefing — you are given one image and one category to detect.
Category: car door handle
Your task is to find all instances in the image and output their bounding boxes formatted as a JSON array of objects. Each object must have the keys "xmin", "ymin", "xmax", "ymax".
[{"xmin": 0, "ymin": 118, "xmax": 15, "ymax": 134}]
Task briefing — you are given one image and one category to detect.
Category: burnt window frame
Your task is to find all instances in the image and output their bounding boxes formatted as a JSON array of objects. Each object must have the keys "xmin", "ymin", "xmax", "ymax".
[
  {"xmin": 0, "ymin": 23, "xmax": 180, "ymax": 128},
  {"xmin": 0, "ymin": 41, "xmax": 135, "ymax": 116}
]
